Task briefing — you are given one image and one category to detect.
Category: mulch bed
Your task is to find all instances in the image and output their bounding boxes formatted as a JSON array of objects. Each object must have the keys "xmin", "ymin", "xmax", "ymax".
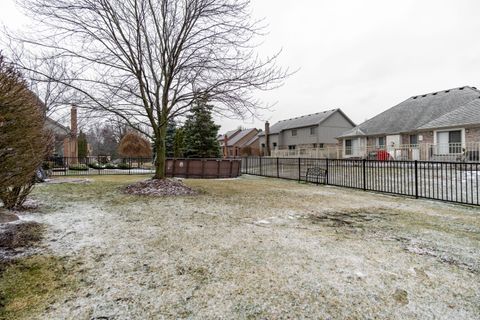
[{"xmin": 124, "ymin": 179, "xmax": 198, "ymax": 197}]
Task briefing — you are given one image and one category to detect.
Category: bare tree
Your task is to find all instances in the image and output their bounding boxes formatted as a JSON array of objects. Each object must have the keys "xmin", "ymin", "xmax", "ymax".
[
  {"xmin": 3, "ymin": 42, "xmax": 76, "ymax": 118},
  {"xmin": 13, "ymin": 0, "xmax": 289, "ymax": 179}
]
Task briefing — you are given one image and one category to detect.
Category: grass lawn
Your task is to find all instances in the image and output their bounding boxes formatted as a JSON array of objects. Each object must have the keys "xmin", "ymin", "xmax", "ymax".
[{"xmin": 2, "ymin": 175, "xmax": 479, "ymax": 319}]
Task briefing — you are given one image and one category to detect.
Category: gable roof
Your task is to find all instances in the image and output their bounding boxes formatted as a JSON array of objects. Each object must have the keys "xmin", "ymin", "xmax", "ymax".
[
  {"xmin": 259, "ymin": 108, "xmax": 354, "ymax": 136},
  {"xmin": 241, "ymin": 135, "xmax": 259, "ymax": 147},
  {"xmin": 45, "ymin": 117, "xmax": 69, "ymax": 135},
  {"xmin": 419, "ymin": 98, "xmax": 480, "ymax": 130},
  {"xmin": 227, "ymin": 128, "xmax": 258, "ymax": 146},
  {"xmin": 217, "ymin": 129, "xmax": 241, "ymax": 141},
  {"xmin": 339, "ymin": 86, "xmax": 480, "ymax": 138}
]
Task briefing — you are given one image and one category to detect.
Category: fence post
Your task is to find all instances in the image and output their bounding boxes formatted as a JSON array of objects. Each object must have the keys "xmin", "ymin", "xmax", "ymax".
[
  {"xmin": 276, "ymin": 157, "xmax": 280, "ymax": 178},
  {"xmin": 259, "ymin": 157, "xmax": 263, "ymax": 176},
  {"xmin": 415, "ymin": 160, "xmax": 419, "ymax": 199},
  {"xmin": 298, "ymin": 157, "xmax": 301, "ymax": 181},
  {"xmin": 363, "ymin": 159, "xmax": 366, "ymax": 191},
  {"xmin": 245, "ymin": 157, "xmax": 248, "ymax": 174},
  {"xmin": 325, "ymin": 158, "xmax": 329, "ymax": 185}
]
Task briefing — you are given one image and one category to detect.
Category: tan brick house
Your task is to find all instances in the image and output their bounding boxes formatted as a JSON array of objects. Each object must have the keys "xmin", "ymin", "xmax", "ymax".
[
  {"xmin": 218, "ymin": 128, "xmax": 261, "ymax": 157},
  {"xmin": 338, "ymin": 86, "xmax": 480, "ymax": 161}
]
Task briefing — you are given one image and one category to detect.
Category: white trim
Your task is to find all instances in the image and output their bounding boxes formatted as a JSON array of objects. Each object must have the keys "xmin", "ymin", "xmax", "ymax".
[{"xmin": 433, "ymin": 128, "xmax": 465, "ymax": 147}]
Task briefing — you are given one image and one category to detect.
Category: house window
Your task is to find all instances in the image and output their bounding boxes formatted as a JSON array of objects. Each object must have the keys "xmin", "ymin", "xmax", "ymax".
[
  {"xmin": 292, "ymin": 129, "xmax": 297, "ymax": 136},
  {"xmin": 261, "ymin": 143, "xmax": 265, "ymax": 148},
  {"xmin": 409, "ymin": 135, "xmax": 418, "ymax": 145},
  {"xmin": 377, "ymin": 137, "xmax": 385, "ymax": 148},
  {"xmin": 288, "ymin": 145, "xmax": 296, "ymax": 150},
  {"xmin": 345, "ymin": 139, "xmax": 352, "ymax": 155},
  {"xmin": 319, "ymin": 143, "xmax": 324, "ymax": 149},
  {"xmin": 310, "ymin": 127, "xmax": 316, "ymax": 135},
  {"xmin": 436, "ymin": 130, "xmax": 462, "ymax": 154},
  {"xmin": 273, "ymin": 142, "xmax": 277, "ymax": 149}
]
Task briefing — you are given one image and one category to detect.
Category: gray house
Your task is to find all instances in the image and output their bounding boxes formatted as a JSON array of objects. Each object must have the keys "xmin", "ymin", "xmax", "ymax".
[
  {"xmin": 338, "ymin": 86, "xmax": 480, "ymax": 161},
  {"xmin": 258, "ymin": 109, "xmax": 355, "ymax": 156}
]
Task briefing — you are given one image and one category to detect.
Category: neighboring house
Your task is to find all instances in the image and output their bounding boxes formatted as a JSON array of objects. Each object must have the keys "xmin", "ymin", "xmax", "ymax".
[
  {"xmin": 258, "ymin": 109, "xmax": 356, "ymax": 156},
  {"xmin": 45, "ymin": 116, "xmax": 69, "ymax": 156},
  {"xmin": 338, "ymin": 86, "xmax": 480, "ymax": 161},
  {"xmin": 218, "ymin": 128, "xmax": 261, "ymax": 157}
]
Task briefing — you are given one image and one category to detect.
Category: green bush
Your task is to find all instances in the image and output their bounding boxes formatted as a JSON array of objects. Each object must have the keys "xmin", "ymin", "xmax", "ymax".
[
  {"xmin": 88, "ymin": 163, "xmax": 105, "ymax": 170},
  {"xmin": 104, "ymin": 163, "xmax": 117, "ymax": 169},
  {"xmin": 68, "ymin": 164, "xmax": 89, "ymax": 171},
  {"xmin": 117, "ymin": 163, "xmax": 132, "ymax": 170}
]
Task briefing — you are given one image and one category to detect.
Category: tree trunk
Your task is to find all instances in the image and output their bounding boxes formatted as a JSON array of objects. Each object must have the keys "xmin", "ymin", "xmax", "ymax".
[{"xmin": 153, "ymin": 124, "xmax": 167, "ymax": 179}]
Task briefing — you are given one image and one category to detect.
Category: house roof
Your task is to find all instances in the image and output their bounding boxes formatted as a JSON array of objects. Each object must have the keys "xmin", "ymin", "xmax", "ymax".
[
  {"xmin": 218, "ymin": 129, "xmax": 241, "ymax": 141},
  {"xmin": 338, "ymin": 86, "xmax": 480, "ymax": 138},
  {"xmin": 45, "ymin": 117, "xmax": 69, "ymax": 136},
  {"xmin": 241, "ymin": 135, "xmax": 259, "ymax": 147},
  {"xmin": 419, "ymin": 98, "xmax": 480, "ymax": 130},
  {"xmin": 259, "ymin": 108, "xmax": 353, "ymax": 136},
  {"xmin": 227, "ymin": 128, "xmax": 258, "ymax": 146}
]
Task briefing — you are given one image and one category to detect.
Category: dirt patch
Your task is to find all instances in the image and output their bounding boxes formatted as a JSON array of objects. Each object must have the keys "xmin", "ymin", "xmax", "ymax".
[
  {"xmin": 0, "ymin": 222, "xmax": 44, "ymax": 252},
  {"xmin": 307, "ymin": 208, "xmax": 392, "ymax": 227},
  {"xmin": 0, "ymin": 213, "xmax": 19, "ymax": 224},
  {"xmin": 124, "ymin": 178, "xmax": 198, "ymax": 196}
]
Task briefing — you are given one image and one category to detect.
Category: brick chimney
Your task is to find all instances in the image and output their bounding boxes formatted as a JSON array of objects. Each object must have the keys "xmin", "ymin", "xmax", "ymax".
[
  {"xmin": 70, "ymin": 106, "xmax": 78, "ymax": 138},
  {"xmin": 223, "ymin": 134, "xmax": 228, "ymax": 158},
  {"xmin": 265, "ymin": 121, "xmax": 270, "ymax": 156}
]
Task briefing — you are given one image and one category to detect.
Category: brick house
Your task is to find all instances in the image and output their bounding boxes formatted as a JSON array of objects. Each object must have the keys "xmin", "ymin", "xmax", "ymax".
[
  {"xmin": 338, "ymin": 86, "xmax": 480, "ymax": 161},
  {"xmin": 258, "ymin": 109, "xmax": 355, "ymax": 157},
  {"xmin": 218, "ymin": 128, "xmax": 261, "ymax": 157}
]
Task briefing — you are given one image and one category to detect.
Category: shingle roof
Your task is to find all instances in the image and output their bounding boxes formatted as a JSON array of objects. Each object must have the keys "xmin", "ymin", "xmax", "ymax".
[
  {"xmin": 217, "ymin": 129, "xmax": 241, "ymax": 141},
  {"xmin": 419, "ymin": 98, "xmax": 480, "ymax": 130},
  {"xmin": 339, "ymin": 86, "xmax": 480, "ymax": 138},
  {"xmin": 259, "ymin": 109, "xmax": 350, "ymax": 136},
  {"xmin": 241, "ymin": 135, "xmax": 259, "ymax": 147},
  {"xmin": 227, "ymin": 128, "xmax": 257, "ymax": 146},
  {"xmin": 45, "ymin": 117, "xmax": 69, "ymax": 135}
]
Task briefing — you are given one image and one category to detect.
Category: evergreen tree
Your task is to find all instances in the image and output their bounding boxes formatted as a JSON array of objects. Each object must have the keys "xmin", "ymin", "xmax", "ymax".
[
  {"xmin": 173, "ymin": 127, "xmax": 186, "ymax": 158},
  {"xmin": 183, "ymin": 100, "xmax": 221, "ymax": 158},
  {"xmin": 77, "ymin": 130, "xmax": 88, "ymax": 158},
  {"xmin": 165, "ymin": 119, "xmax": 176, "ymax": 157}
]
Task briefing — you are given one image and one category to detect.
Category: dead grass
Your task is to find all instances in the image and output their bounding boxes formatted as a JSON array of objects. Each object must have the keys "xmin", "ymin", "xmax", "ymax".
[
  {"xmin": 0, "ymin": 255, "xmax": 76, "ymax": 320},
  {"xmin": 13, "ymin": 175, "xmax": 480, "ymax": 319}
]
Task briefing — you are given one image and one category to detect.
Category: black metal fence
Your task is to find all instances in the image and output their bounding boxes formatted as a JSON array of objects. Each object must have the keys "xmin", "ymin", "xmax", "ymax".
[
  {"xmin": 241, "ymin": 157, "xmax": 480, "ymax": 206},
  {"xmin": 45, "ymin": 157, "xmax": 154, "ymax": 176}
]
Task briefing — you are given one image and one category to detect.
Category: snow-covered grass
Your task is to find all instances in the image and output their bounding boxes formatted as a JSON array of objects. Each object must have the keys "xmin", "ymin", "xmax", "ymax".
[{"xmin": 5, "ymin": 175, "xmax": 480, "ymax": 319}]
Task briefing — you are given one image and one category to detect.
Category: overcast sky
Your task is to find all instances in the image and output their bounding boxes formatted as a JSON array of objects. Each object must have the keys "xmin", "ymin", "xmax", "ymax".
[{"xmin": 1, "ymin": 0, "xmax": 480, "ymax": 132}]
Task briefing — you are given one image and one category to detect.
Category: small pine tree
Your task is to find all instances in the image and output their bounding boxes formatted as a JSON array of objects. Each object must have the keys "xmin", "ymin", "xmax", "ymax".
[
  {"xmin": 183, "ymin": 99, "xmax": 221, "ymax": 158},
  {"xmin": 77, "ymin": 130, "xmax": 88, "ymax": 158},
  {"xmin": 173, "ymin": 127, "xmax": 186, "ymax": 158},
  {"xmin": 165, "ymin": 119, "xmax": 176, "ymax": 157}
]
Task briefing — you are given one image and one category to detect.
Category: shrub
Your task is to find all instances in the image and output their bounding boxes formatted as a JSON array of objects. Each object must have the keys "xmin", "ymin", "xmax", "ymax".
[
  {"xmin": 0, "ymin": 54, "xmax": 49, "ymax": 210},
  {"xmin": 116, "ymin": 163, "xmax": 131, "ymax": 170},
  {"xmin": 118, "ymin": 131, "xmax": 152, "ymax": 158},
  {"xmin": 104, "ymin": 163, "xmax": 117, "ymax": 169},
  {"xmin": 68, "ymin": 164, "xmax": 89, "ymax": 171},
  {"xmin": 88, "ymin": 162, "xmax": 105, "ymax": 169},
  {"xmin": 42, "ymin": 161, "xmax": 54, "ymax": 171}
]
